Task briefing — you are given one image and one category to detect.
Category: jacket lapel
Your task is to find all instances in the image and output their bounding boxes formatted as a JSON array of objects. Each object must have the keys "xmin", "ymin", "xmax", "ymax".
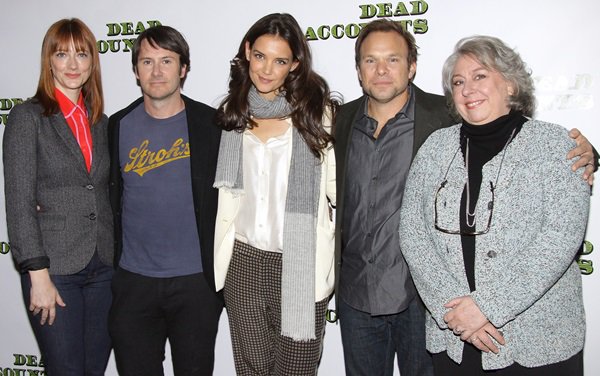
[
  {"xmin": 50, "ymin": 113, "xmax": 89, "ymax": 174},
  {"xmin": 89, "ymin": 119, "xmax": 105, "ymax": 178},
  {"xmin": 413, "ymin": 87, "xmax": 441, "ymax": 157},
  {"xmin": 185, "ymin": 95, "xmax": 212, "ymax": 228}
]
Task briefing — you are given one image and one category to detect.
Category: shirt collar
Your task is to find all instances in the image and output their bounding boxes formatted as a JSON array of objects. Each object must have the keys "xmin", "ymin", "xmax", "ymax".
[
  {"xmin": 355, "ymin": 84, "xmax": 416, "ymax": 136},
  {"xmin": 54, "ymin": 88, "xmax": 87, "ymax": 118},
  {"xmin": 244, "ymin": 119, "xmax": 293, "ymax": 145},
  {"xmin": 360, "ymin": 84, "xmax": 415, "ymax": 121}
]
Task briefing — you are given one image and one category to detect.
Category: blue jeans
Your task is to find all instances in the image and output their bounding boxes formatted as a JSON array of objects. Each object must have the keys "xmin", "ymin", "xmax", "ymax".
[
  {"xmin": 21, "ymin": 252, "xmax": 114, "ymax": 376},
  {"xmin": 339, "ymin": 297, "xmax": 433, "ymax": 376}
]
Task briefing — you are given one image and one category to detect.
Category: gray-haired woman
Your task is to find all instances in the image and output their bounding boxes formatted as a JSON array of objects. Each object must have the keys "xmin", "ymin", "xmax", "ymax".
[{"xmin": 399, "ymin": 35, "xmax": 590, "ymax": 375}]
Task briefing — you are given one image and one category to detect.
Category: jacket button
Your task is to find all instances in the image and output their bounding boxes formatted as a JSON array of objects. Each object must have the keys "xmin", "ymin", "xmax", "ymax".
[
  {"xmin": 487, "ymin": 251, "xmax": 497, "ymax": 258},
  {"xmin": 89, "ymin": 213, "xmax": 97, "ymax": 220},
  {"xmin": 86, "ymin": 184, "xmax": 94, "ymax": 190}
]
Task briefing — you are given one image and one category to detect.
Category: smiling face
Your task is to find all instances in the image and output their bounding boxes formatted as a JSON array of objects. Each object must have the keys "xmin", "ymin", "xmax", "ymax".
[
  {"xmin": 357, "ymin": 31, "xmax": 416, "ymax": 108},
  {"xmin": 135, "ymin": 39, "xmax": 186, "ymax": 103},
  {"xmin": 245, "ymin": 34, "xmax": 299, "ymax": 100},
  {"xmin": 51, "ymin": 40, "xmax": 92, "ymax": 102},
  {"xmin": 451, "ymin": 54, "xmax": 514, "ymax": 125}
]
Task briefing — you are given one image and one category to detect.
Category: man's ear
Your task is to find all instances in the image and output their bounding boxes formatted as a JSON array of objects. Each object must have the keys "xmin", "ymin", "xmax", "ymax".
[
  {"xmin": 180, "ymin": 64, "xmax": 187, "ymax": 79},
  {"xmin": 409, "ymin": 62, "xmax": 417, "ymax": 81}
]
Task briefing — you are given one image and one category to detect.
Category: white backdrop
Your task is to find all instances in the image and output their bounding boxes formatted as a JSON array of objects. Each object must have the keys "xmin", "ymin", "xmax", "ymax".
[{"xmin": 0, "ymin": 0, "xmax": 598, "ymax": 374}]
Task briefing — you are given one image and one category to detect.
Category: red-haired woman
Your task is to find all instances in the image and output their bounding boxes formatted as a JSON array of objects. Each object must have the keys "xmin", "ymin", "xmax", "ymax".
[{"xmin": 3, "ymin": 18, "xmax": 113, "ymax": 376}]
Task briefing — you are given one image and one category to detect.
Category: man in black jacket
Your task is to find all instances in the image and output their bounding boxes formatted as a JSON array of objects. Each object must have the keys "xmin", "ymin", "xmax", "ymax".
[{"xmin": 107, "ymin": 25, "xmax": 222, "ymax": 376}]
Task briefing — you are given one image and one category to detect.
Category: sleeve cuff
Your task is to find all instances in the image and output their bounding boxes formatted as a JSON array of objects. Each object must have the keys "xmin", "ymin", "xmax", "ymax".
[{"xmin": 19, "ymin": 256, "xmax": 50, "ymax": 272}]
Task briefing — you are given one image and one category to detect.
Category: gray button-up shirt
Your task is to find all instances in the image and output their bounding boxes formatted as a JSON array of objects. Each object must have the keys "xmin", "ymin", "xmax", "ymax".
[{"xmin": 339, "ymin": 88, "xmax": 417, "ymax": 315}]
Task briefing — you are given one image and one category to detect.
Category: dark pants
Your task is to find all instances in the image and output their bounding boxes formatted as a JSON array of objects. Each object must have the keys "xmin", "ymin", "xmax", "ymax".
[
  {"xmin": 21, "ymin": 252, "xmax": 113, "ymax": 376},
  {"xmin": 339, "ymin": 297, "xmax": 433, "ymax": 376},
  {"xmin": 108, "ymin": 268, "xmax": 223, "ymax": 376},
  {"xmin": 433, "ymin": 344, "xmax": 583, "ymax": 375},
  {"xmin": 224, "ymin": 240, "xmax": 329, "ymax": 376}
]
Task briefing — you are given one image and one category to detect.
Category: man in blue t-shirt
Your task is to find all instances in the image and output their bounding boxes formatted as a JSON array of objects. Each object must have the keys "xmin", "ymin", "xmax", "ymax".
[{"xmin": 107, "ymin": 25, "xmax": 223, "ymax": 375}]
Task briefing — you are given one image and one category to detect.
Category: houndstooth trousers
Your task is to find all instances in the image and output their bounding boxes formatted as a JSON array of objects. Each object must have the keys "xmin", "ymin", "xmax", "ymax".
[{"xmin": 224, "ymin": 240, "xmax": 329, "ymax": 375}]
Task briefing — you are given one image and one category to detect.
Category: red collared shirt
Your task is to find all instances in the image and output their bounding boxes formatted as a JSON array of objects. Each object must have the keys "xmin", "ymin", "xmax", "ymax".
[{"xmin": 54, "ymin": 88, "xmax": 93, "ymax": 172}]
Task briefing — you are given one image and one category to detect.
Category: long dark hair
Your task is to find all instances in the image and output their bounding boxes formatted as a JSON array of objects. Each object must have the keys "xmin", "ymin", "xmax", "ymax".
[{"xmin": 216, "ymin": 13, "xmax": 337, "ymax": 158}]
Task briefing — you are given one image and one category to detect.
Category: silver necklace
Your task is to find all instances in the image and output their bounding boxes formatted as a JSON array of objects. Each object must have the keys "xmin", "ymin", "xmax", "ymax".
[{"xmin": 464, "ymin": 128, "xmax": 516, "ymax": 228}]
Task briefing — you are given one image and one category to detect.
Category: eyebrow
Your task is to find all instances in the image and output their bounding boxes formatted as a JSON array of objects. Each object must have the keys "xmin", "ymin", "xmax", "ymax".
[
  {"xmin": 362, "ymin": 53, "xmax": 402, "ymax": 59},
  {"xmin": 454, "ymin": 66, "xmax": 488, "ymax": 75},
  {"xmin": 252, "ymin": 48, "xmax": 290, "ymax": 62},
  {"xmin": 139, "ymin": 55, "xmax": 177, "ymax": 60},
  {"xmin": 472, "ymin": 66, "xmax": 488, "ymax": 71}
]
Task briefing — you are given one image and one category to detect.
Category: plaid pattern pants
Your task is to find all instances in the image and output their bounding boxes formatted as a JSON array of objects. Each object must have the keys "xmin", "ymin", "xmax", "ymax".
[{"xmin": 224, "ymin": 240, "xmax": 329, "ymax": 375}]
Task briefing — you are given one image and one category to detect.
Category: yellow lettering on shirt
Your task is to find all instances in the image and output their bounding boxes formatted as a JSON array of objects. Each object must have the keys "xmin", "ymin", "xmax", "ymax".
[{"xmin": 124, "ymin": 138, "xmax": 190, "ymax": 176}]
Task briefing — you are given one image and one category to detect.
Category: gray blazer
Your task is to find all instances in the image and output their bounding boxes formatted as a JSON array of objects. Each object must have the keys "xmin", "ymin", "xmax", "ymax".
[
  {"xmin": 3, "ymin": 99, "xmax": 114, "ymax": 275},
  {"xmin": 399, "ymin": 120, "xmax": 589, "ymax": 370}
]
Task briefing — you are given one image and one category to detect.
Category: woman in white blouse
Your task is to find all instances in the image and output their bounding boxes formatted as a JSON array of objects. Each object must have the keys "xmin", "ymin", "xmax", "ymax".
[{"xmin": 213, "ymin": 12, "xmax": 338, "ymax": 375}]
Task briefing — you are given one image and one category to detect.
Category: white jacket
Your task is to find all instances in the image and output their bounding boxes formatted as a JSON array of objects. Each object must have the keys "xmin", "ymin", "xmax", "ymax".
[{"xmin": 214, "ymin": 119, "xmax": 336, "ymax": 301}]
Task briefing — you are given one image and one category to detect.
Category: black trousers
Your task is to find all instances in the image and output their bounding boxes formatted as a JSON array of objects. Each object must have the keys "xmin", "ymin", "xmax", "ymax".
[
  {"xmin": 109, "ymin": 268, "xmax": 223, "ymax": 376},
  {"xmin": 432, "ymin": 343, "xmax": 583, "ymax": 376}
]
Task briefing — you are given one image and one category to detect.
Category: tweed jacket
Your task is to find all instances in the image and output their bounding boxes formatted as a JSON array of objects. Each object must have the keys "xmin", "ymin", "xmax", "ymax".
[
  {"xmin": 333, "ymin": 85, "xmax": 454, "ymax": 308},
  {"xmin": 399, "ymin": 120, "xmax": 589, "ymax": 370},
  {"xmin": 108, "ymin": 95, "xmax": 221, "ymax": 292},
  {"xmin": 3, "ymin": 99, "xmax": 114, "ymax": 274},
  {"xmin": 214, "ymin": 118, "xmax": 336, "ymax": 301}
]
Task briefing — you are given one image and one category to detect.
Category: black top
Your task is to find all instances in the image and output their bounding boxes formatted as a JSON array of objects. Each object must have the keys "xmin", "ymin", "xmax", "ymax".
[{"xmin": 459, "ymin": 111, "xmax": 526, "ymax": 291}]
